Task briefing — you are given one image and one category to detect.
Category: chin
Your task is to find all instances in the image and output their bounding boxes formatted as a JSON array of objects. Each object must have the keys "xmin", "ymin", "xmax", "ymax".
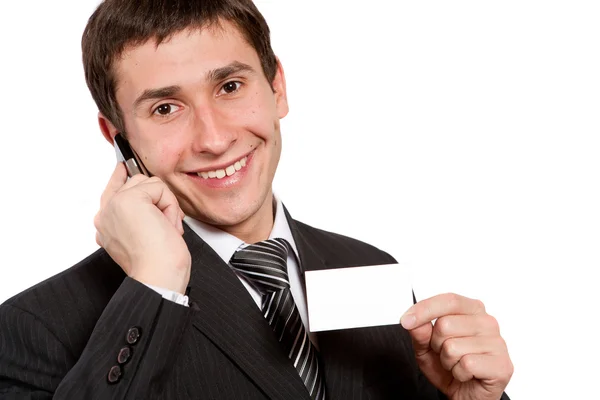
[{"xmin": 191, "ymin": 199, "xmax": 262, "ymax": 227}]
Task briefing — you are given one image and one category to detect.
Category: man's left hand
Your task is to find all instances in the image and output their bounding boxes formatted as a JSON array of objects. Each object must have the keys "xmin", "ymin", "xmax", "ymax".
[{"xmin": 400, "ymin": 293, "xmax": 513, "ymax": 400}]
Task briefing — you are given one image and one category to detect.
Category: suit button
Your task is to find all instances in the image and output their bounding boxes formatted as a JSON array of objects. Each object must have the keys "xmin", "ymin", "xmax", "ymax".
[
  {"xmin": 107, "ymin": 365, "xmax": 122, "ymax": 383},
  {"xmin": 117, "ymin": 346, "xmax": 132, "ymax": 364},
  {"xmin": 126, "ymin": 327, "xmax": 141, "ymax": 345}
]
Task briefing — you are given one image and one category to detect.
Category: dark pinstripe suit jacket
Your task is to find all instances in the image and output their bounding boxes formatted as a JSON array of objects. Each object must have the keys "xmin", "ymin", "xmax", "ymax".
[{"xmin": 0, "ymin": 210, "xmax": 510, "ymax": 399}]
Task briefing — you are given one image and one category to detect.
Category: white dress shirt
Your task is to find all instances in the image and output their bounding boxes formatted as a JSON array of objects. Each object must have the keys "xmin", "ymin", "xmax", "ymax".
[{"xmin": 145, "ymin": 195, "xmax": 316, "ymax": 344}]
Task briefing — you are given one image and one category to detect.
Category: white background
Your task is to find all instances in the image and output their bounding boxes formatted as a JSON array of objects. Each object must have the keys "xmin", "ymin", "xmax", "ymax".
[{"xmin": 1, "ymin": 1, "xmax": 599, "ymax": 398}]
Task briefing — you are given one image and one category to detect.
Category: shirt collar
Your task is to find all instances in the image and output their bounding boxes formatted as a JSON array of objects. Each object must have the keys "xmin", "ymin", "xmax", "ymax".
[{"xmin": 183, "ymin": 194, "xmax": 300, "ymax": 264}]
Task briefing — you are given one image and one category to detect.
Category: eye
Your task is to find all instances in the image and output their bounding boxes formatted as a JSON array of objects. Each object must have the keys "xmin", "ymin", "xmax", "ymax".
[
  {"xmin": 219, "ymin": 81, "xmax": 242, "ymax": 96},
  {"xmin": 153, "ymin": 103, "xmax": 181, "ymax": 117}
]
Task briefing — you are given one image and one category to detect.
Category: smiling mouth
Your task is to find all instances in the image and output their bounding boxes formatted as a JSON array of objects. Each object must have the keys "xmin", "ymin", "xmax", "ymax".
[{"xmin": 195, "ymin": 155, "xmax": 249, "ymax": 180}]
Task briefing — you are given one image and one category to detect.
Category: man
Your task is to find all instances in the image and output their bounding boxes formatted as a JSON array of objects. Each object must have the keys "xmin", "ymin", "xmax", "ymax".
[{"xmin": 0, "ymin": 0, "xmax": 513, "ymax": 399}]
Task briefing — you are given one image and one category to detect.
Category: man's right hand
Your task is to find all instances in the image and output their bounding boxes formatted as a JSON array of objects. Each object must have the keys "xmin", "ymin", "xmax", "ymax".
[{"xmin": 94, "ymin": 162, "xmax": 191, "ymax": 294}]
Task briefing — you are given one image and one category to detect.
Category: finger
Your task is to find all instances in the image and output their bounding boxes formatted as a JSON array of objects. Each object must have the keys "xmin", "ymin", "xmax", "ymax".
[
  {"xmin": 178, "ymin": 209, "xmax": 185, "ymax": 235},
  {"xmin": 100, "ymin": 162, "xmax": 129, "ymax": 209},
  {"xmin": 439, "ymin": 336, "xmax": 508, "ymax": 371},
  {"xmin": 451, "ymin": 353, "xmax": 514, "ymax": 385},
  {"xmin": 132, "ymin": 180, "xmax": 181, "ymax": 228},
  {"xmin": 404, "ymin": 321, "xmax": 453, "ymax": 391},
  {"xmin": 137, "ymin": 179, "xmax": 180, "ymax": 212},
  {"xmin": 401, "ymin": 293, "xmax": 485, "ymax": 330},
  {"xmin": 162, "ymin": 202, "xmax": 180, "ymax": 228},
  {"xmin": 431, "ymin": 314, "xmax": 500, "ymax": 353},
  {"xmin": 117, "ymin": 172, "xmax": 150, "ymax": 192},
  {"xmin": 407, "ymin": 321, "xmax": 434, "ymax": 356}
]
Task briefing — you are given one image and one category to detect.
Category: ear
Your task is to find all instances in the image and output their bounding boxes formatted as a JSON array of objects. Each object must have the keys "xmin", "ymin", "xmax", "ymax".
[
  {"xmin": 98, "ymin": 112, "xmax": 119, "ymax": 145},
  {"xmin": 272, "ymin": 57, "xmax": 289, "ymax": 119}
]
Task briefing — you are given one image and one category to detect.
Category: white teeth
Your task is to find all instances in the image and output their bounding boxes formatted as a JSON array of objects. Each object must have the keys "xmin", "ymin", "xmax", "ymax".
[{"xmin": 196, "ymin": 155, "xmax": 248, "ymax": 179}]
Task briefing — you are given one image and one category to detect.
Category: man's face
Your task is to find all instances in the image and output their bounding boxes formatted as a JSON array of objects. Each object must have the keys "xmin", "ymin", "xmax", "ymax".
[{"xmin": 107, "ymin": 21, "xmax": 288, "ymax": 231}]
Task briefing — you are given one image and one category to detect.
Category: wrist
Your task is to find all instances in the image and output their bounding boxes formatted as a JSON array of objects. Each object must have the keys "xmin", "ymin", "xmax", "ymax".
[{"xmin": 130, "ymin": 262, "xmax": 190, "ymax": 295}]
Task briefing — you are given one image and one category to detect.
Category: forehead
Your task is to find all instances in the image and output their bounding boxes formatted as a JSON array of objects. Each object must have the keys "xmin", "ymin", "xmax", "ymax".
[{"xmin": 113, "ymin": 21, "xmax": 261, "ymax": 100}]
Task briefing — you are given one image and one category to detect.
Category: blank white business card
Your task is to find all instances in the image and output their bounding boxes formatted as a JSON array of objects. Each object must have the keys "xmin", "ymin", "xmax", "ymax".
[{"xmin": 305, "ymin": 263, "xmax": 413, "ymax": 332}]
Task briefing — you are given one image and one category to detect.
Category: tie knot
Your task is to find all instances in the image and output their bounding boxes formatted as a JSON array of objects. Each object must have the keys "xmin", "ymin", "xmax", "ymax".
[{"xmin": 229, "ymin": 238, "xmax": 291, "ymax": 294}]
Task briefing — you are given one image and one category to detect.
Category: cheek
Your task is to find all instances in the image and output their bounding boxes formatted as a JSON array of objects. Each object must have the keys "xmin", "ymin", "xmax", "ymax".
[
  {"xmin": 235, "ymin": 95, "xmax": 278, "ymax": 141},
  {"xmin": 133, "ymin": 118, "xmax": 191, "ymax": 175},
  {"xmin": 140, "ymin": 138, "xmax": 183, "ymax": 175}
]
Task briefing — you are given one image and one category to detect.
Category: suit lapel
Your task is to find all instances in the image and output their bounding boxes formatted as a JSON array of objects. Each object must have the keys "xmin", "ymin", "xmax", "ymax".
[
  {"xmin": 182, "ymin": 224, "xmax": 311, "ymax": 400},
  {"xmin": 284, "ymin": 208, "xmax": 366, "ymax": 399}
]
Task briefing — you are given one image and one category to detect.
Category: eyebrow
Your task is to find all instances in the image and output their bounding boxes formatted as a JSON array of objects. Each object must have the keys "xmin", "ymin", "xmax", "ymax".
[
  {"xmin": 206, "ymin": 61, "xmax": 256, "ymax": 83},
  {"xmin": 132, "ymin": 61, "xmax": 256, "ymax": 110},
  {"xmin": 133, "ymin": 85, "xmax": 182, "ymax": 110}
]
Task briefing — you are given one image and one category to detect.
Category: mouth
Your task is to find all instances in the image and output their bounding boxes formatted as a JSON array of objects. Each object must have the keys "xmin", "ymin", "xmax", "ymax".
[{"xmin": 191, "ymin": 152, "xmax": 252, "ymax": 180}]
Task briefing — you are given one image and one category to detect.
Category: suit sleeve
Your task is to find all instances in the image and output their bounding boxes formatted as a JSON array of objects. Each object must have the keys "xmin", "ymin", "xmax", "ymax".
[{"xmin": 0, "ymin": 277, "xmax": 191, "ymax": 399}]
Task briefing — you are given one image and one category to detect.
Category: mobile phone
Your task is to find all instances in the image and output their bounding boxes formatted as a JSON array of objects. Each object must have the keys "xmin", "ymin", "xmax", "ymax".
[{"xmin": 114, "ymin": 133, "xmax": 151, "ymax": 177}]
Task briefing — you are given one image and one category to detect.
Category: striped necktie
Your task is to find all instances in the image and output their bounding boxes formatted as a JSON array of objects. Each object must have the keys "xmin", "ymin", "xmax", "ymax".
[{"xmin": 230, "ymin": 238, "xmax": 326, "ymax": 400}]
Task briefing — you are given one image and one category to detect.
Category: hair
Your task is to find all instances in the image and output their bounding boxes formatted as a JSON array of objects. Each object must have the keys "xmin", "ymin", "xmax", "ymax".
[{"xmin": 81, "ymin": 0, "xmax": 277, "ymax": 134}]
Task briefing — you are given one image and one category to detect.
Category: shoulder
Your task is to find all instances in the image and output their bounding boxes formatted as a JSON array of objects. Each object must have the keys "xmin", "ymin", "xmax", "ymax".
[
  {"xmin": 292, "ymin": 219, "xmax": 397, "ymax": 268},
  {"xmin": 1, "ymin": 249, "xmax": 125, "ymax": 352},
  {"xmin": 3, "ymin": 248, "xmax": 123, "ymax": 310}
]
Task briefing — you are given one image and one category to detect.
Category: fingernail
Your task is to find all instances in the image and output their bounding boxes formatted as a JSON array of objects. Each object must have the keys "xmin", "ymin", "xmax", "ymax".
[{"xmin": 400, "ymin": 314, "xmax": 416, "ymax": 329}]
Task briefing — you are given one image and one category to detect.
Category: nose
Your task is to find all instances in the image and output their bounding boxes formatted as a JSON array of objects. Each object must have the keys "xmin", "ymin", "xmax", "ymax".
[{"xmin": 190, "ymin": 105, "xmax": 236, "ymax": 155}]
